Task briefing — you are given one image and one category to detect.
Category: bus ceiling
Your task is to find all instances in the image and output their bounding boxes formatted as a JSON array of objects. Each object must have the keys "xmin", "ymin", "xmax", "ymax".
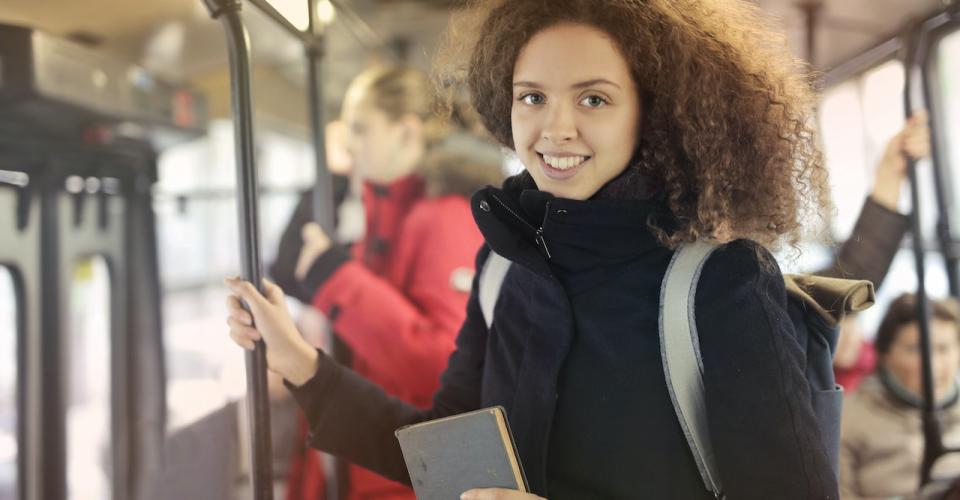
[{"xmin": 0, "ymin": 0, "xmax": 951, "ymax": 107}]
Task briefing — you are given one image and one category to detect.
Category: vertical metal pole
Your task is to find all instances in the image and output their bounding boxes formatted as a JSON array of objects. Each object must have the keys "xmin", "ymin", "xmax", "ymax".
[
  {"xmin": 918, "ymin": 27, "xmax": 960, "ymax": 298},
  {"xmin": 304, "ymin": 3, "xmax": 343, "ymax": 499},
  {"xmin": 307, "ymin": 1, "xmax": 336, "ymax": 233},
  {"xmin": 902, "ymin": 23, "xmax": 945, "ymax": 486},
  {"xmin": 202, "ymin": 1, "xmax": 274, "ymax": 498},
  {"xmin": 798, "ymin": 0, "xmax": 823, "ymax": 67},
  {"xmin": 39, "ymin": 173, "xmax": 66, "ymax": 500}
]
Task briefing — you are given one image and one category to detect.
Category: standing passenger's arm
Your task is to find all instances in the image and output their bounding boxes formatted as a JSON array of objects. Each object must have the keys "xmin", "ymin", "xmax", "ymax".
[
  {"xmin": 225, "ymin": 246, "xmax": 495, "ymax": 482},
  {"xmin": 818, "ymin": 110, "xmax": 928, "ymax": 290}
]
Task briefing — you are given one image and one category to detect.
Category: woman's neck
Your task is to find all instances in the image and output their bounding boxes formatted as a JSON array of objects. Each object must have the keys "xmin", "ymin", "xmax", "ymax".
[
  {"xmin": 878, "ymin": 368, "xmax": 960, "ymax": 409},
  {"xmin": 372, "ymin": 145, "xmax": 424, "ymax": 185}
]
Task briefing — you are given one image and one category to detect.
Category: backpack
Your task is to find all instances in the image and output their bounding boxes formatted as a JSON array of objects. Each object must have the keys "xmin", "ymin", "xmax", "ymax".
[{"xmin": 477, "ymin": 241, "xmax": 875, "ymax": 498}]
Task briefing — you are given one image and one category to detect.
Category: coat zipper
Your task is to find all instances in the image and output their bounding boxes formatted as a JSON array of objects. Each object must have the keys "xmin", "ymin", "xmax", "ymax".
[{"xmin": 488, "ymin": 192, "xmax": 552, "ymax": 259}]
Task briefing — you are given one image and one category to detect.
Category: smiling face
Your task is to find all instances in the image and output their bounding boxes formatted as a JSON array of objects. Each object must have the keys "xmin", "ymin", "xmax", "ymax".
[{"xmin": 511, "ymin": 23, "xmax": 641, "ymax": 200}]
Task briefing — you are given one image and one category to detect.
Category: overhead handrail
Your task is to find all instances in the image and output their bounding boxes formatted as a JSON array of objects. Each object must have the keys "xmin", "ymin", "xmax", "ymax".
[
  {"xmin": 202, "ymin": 1, "xmax": 274, "ymax": 498},
  {"xmin": 823, "ymin": 2, "xmax": 956, "ymax": 87},
  {"xmin": 246, "ymin": 0, "xmax": 383, "ymax": 50},
  {"xmin": 916, "ymin": 6, "xmax": 960, "ymax": 298},
  {"xmin": 901, "ymin": 8, "xmax": 960, "ymax": 483}
]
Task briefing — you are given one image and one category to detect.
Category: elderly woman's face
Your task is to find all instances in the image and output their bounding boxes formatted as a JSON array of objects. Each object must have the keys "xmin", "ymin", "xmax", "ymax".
[
  {"xmin": 883, "ymin": 319, "xmax": 960, "ymax": 401},
  {"xmin": 510, "ymin": 23, "xmax": 641, "ymax": 200}
]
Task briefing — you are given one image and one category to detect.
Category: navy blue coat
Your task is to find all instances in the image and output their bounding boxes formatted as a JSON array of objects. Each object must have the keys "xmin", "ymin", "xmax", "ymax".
[{"xmin": 288, "ymin": 173, "xmax": 838, "ymax": 499}]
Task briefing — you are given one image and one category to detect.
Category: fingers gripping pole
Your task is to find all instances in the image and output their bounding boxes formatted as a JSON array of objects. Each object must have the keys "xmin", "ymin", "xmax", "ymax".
[{"xmin": 203, "ymin": 1, "xmax": 274, "ymax": 498}]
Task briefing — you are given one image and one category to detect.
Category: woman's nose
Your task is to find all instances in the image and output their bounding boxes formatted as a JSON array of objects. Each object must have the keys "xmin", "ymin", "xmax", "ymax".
[{"xmin": 542, "ymin": 104, "xmax": 577, "ymax": 144}]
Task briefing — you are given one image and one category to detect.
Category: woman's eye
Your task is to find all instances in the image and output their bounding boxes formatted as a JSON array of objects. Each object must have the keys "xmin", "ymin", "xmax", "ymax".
[
  {"xmin": 581, "ymin": 95, "xmax": 608, "ymax": 108},
  {"xmin": 520, "ymin": 93, "xmax": 544, "ymax": 105}
]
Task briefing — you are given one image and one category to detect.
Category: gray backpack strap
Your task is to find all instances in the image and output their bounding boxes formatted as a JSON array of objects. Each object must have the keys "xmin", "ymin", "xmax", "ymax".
[
  {"xmin": 659, "ymin": 241, "xmax": 724, "ymax": 498},
  {"xmin": 478, "ymin": 250, "xmax": 511, "ymax": 329}
]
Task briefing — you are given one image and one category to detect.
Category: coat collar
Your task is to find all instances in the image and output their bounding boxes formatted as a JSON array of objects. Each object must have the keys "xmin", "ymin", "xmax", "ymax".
[
  {"xmin": 472, "ymin": 171, "xmax": 670, "ymax": 278},
  {"xmin": 363, "ymin": 174, "xmax": 425, "ymax": 205}
]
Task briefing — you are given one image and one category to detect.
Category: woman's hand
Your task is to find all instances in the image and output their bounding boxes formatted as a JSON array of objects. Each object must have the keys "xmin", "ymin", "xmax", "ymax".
[
  {"xmin": 460, "ymin": 489, "xmax": 546, "ymax": 500},
  {"xmin": 225, "ymin": 277, "xmax": 319, "ymax": 385},
  {"xmin": 901, "ymin": 109, "xmax": 932, "ymax": 162},
  {"xmin": 294, "ymin": 222, "xmax": 333, "ymax": 281},
  {"xmin": 872, "ymin": 110, "xmax": 931, "ymax": 211}
]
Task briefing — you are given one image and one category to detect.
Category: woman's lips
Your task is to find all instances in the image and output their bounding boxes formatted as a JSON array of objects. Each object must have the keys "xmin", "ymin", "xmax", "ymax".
[{"xmin": 537, "ymin": 153, "xmax": 591, "ymax": 180}]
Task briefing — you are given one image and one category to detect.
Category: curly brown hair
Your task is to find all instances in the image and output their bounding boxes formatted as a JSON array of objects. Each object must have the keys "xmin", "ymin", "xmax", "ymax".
[{"xmin": 435, "ymin": 0, "xmax": 831, "ymax": 249}]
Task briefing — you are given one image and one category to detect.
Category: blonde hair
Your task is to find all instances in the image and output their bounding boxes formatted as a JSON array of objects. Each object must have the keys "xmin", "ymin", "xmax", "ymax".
[{"xmin": 347, "ymin": 66, "xmax": 448, "ymax": 146}]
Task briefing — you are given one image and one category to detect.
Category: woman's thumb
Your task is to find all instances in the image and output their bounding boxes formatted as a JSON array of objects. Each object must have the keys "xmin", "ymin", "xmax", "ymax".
[
  {"xmin": 261, "ymin": 279, "xmax": 286, "ymax": 306},
  {"xmin": 224, "ymin": 278, "xmax": 269, "ymax": 315}
]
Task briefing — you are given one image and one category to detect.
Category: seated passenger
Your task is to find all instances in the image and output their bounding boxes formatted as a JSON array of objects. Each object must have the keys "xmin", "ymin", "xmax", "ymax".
[{"xmin": 840, "ymin": 293, "xmax": 960, "ymax": 499}]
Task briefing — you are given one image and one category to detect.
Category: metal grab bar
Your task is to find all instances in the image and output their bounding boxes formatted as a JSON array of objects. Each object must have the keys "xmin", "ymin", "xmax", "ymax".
[
  {"xmin": 202, "ymin": 0, "xmax": 274, "ymax": 498},
  {"xmin": 903, "ymin": 19, "xmax": 946, "ymax": 488}
]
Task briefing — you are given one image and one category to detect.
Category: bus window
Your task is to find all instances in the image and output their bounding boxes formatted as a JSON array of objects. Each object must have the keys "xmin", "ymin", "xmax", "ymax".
[
  {"xmin": 938, "ymin": 30, "xmax": 960, "ymax": 233},
  {"xmin": 818, "ymin": 59, "xmax": 948, "ymax": 334},
  {"xmin": 820, "ymin": 60, "xmax": 910, "ymax": 240},
  {"xmin": 0, "ymin": 267, "xmax": 17, "ymax": 500},
  {"xmin": 67, "ymin": 257, "xmax": 111, "ymax": 500},
  {"xmin": 820, "ymin": 80, "xmax": 868, "ymax": 240},
  {"xmin": 157, "ymin": 121, "xmax": 313, "ymax": 432}
]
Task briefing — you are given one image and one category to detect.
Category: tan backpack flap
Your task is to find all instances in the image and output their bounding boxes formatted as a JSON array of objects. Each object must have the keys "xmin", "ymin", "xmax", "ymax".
[{"xmin": 784, "ymin": 274, "xmax": 876, "ymax": 326}]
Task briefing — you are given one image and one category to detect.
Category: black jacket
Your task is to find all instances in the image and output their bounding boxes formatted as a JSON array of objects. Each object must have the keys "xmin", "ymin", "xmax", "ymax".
[{"xmin": 288, "ymin": 173, "xmax": 838, "ymax": 499}]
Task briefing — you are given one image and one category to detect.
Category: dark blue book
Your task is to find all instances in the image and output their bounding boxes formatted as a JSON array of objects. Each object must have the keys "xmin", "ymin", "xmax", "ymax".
[{"xmin": 395, "ymin": 407, "xmax": 528, "ymax": 500}]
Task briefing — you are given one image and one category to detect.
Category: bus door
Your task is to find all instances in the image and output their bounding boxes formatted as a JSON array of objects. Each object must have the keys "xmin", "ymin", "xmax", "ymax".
[{"xmin": 0, "ymin": 21, "xmax": 205, "ymax": 500}]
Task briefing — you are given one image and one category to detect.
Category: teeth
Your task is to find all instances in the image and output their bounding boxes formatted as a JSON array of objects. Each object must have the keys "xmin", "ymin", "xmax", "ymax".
[{"xmin": 543, "ymin": 154, "xmax": 587, "ymax": 170}]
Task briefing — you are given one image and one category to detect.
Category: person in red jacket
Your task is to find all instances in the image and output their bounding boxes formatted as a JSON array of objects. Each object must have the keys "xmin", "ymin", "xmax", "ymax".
[{"xmin": 269, "ymin": 66, "xmax": 503, "ymax": 500}]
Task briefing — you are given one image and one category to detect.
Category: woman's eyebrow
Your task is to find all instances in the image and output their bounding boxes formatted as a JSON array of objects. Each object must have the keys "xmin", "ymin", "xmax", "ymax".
[
  {"xmin": 512, "ymin": 79, "xmax": 622, "ymax": 90},
  {"xmin": 571, "ymin": 79, "xmax": 621, "ymax": 90},
  {"xmin": 513, "ymin": 81, "xmax": 542, "ymax": 89}
]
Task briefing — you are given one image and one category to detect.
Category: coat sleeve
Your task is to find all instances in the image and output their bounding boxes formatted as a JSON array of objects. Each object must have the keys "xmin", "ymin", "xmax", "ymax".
[
  {"xmin": 818, "ymin": 196, "xmax": 908, "ymax": 290},
  {"xmin": 268, "ymin": 177, "xmax": 353, "ymax": 303},
  {"xmin": 696, "ymin": 241, "xmax": 839, "ymax": 500},
  {"xmin": 309, "ymin": 200, "xmax": 482, "ymax": 400},
  {"xmin": 269, "ymin": 190, "xmax": 313, "ymax": 302},
  {"xmin": 283, "ymin": 246, "xmax": 493, "ymax": 482}
]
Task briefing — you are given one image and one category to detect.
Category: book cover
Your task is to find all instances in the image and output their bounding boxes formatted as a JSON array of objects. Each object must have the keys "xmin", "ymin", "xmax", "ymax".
[{"xmin": 395, "ymin": 406, "xmax": 528, "ymax": 500}]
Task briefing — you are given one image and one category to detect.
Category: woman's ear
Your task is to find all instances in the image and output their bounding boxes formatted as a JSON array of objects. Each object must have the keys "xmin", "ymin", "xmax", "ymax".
[{"xmin": 400, "ymin": 113, "xmax": 424, "ymax": 146}]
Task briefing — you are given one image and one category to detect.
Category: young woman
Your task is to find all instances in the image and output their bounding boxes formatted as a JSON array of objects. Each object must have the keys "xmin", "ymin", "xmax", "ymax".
[
  {"xmin": 269, "ymin": 65, "xmax": 503, "ymax": 500},
  {"xmin": 840, "ymin": 294, "xmax": 960, "ymax": 499},
  {"xmin": 227, "ymin": 1, "xmax": 835, "ymax": 498}
]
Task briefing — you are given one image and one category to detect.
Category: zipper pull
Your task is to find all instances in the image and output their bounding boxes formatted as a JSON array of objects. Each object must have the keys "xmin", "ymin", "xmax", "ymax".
[
  {"xmin": 536, "ymin": 228, "xmax": 552, "ymax": 260},
  {"xmin": 536, "ymin": 200, "xmax": 553, "ymax": 260}
]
